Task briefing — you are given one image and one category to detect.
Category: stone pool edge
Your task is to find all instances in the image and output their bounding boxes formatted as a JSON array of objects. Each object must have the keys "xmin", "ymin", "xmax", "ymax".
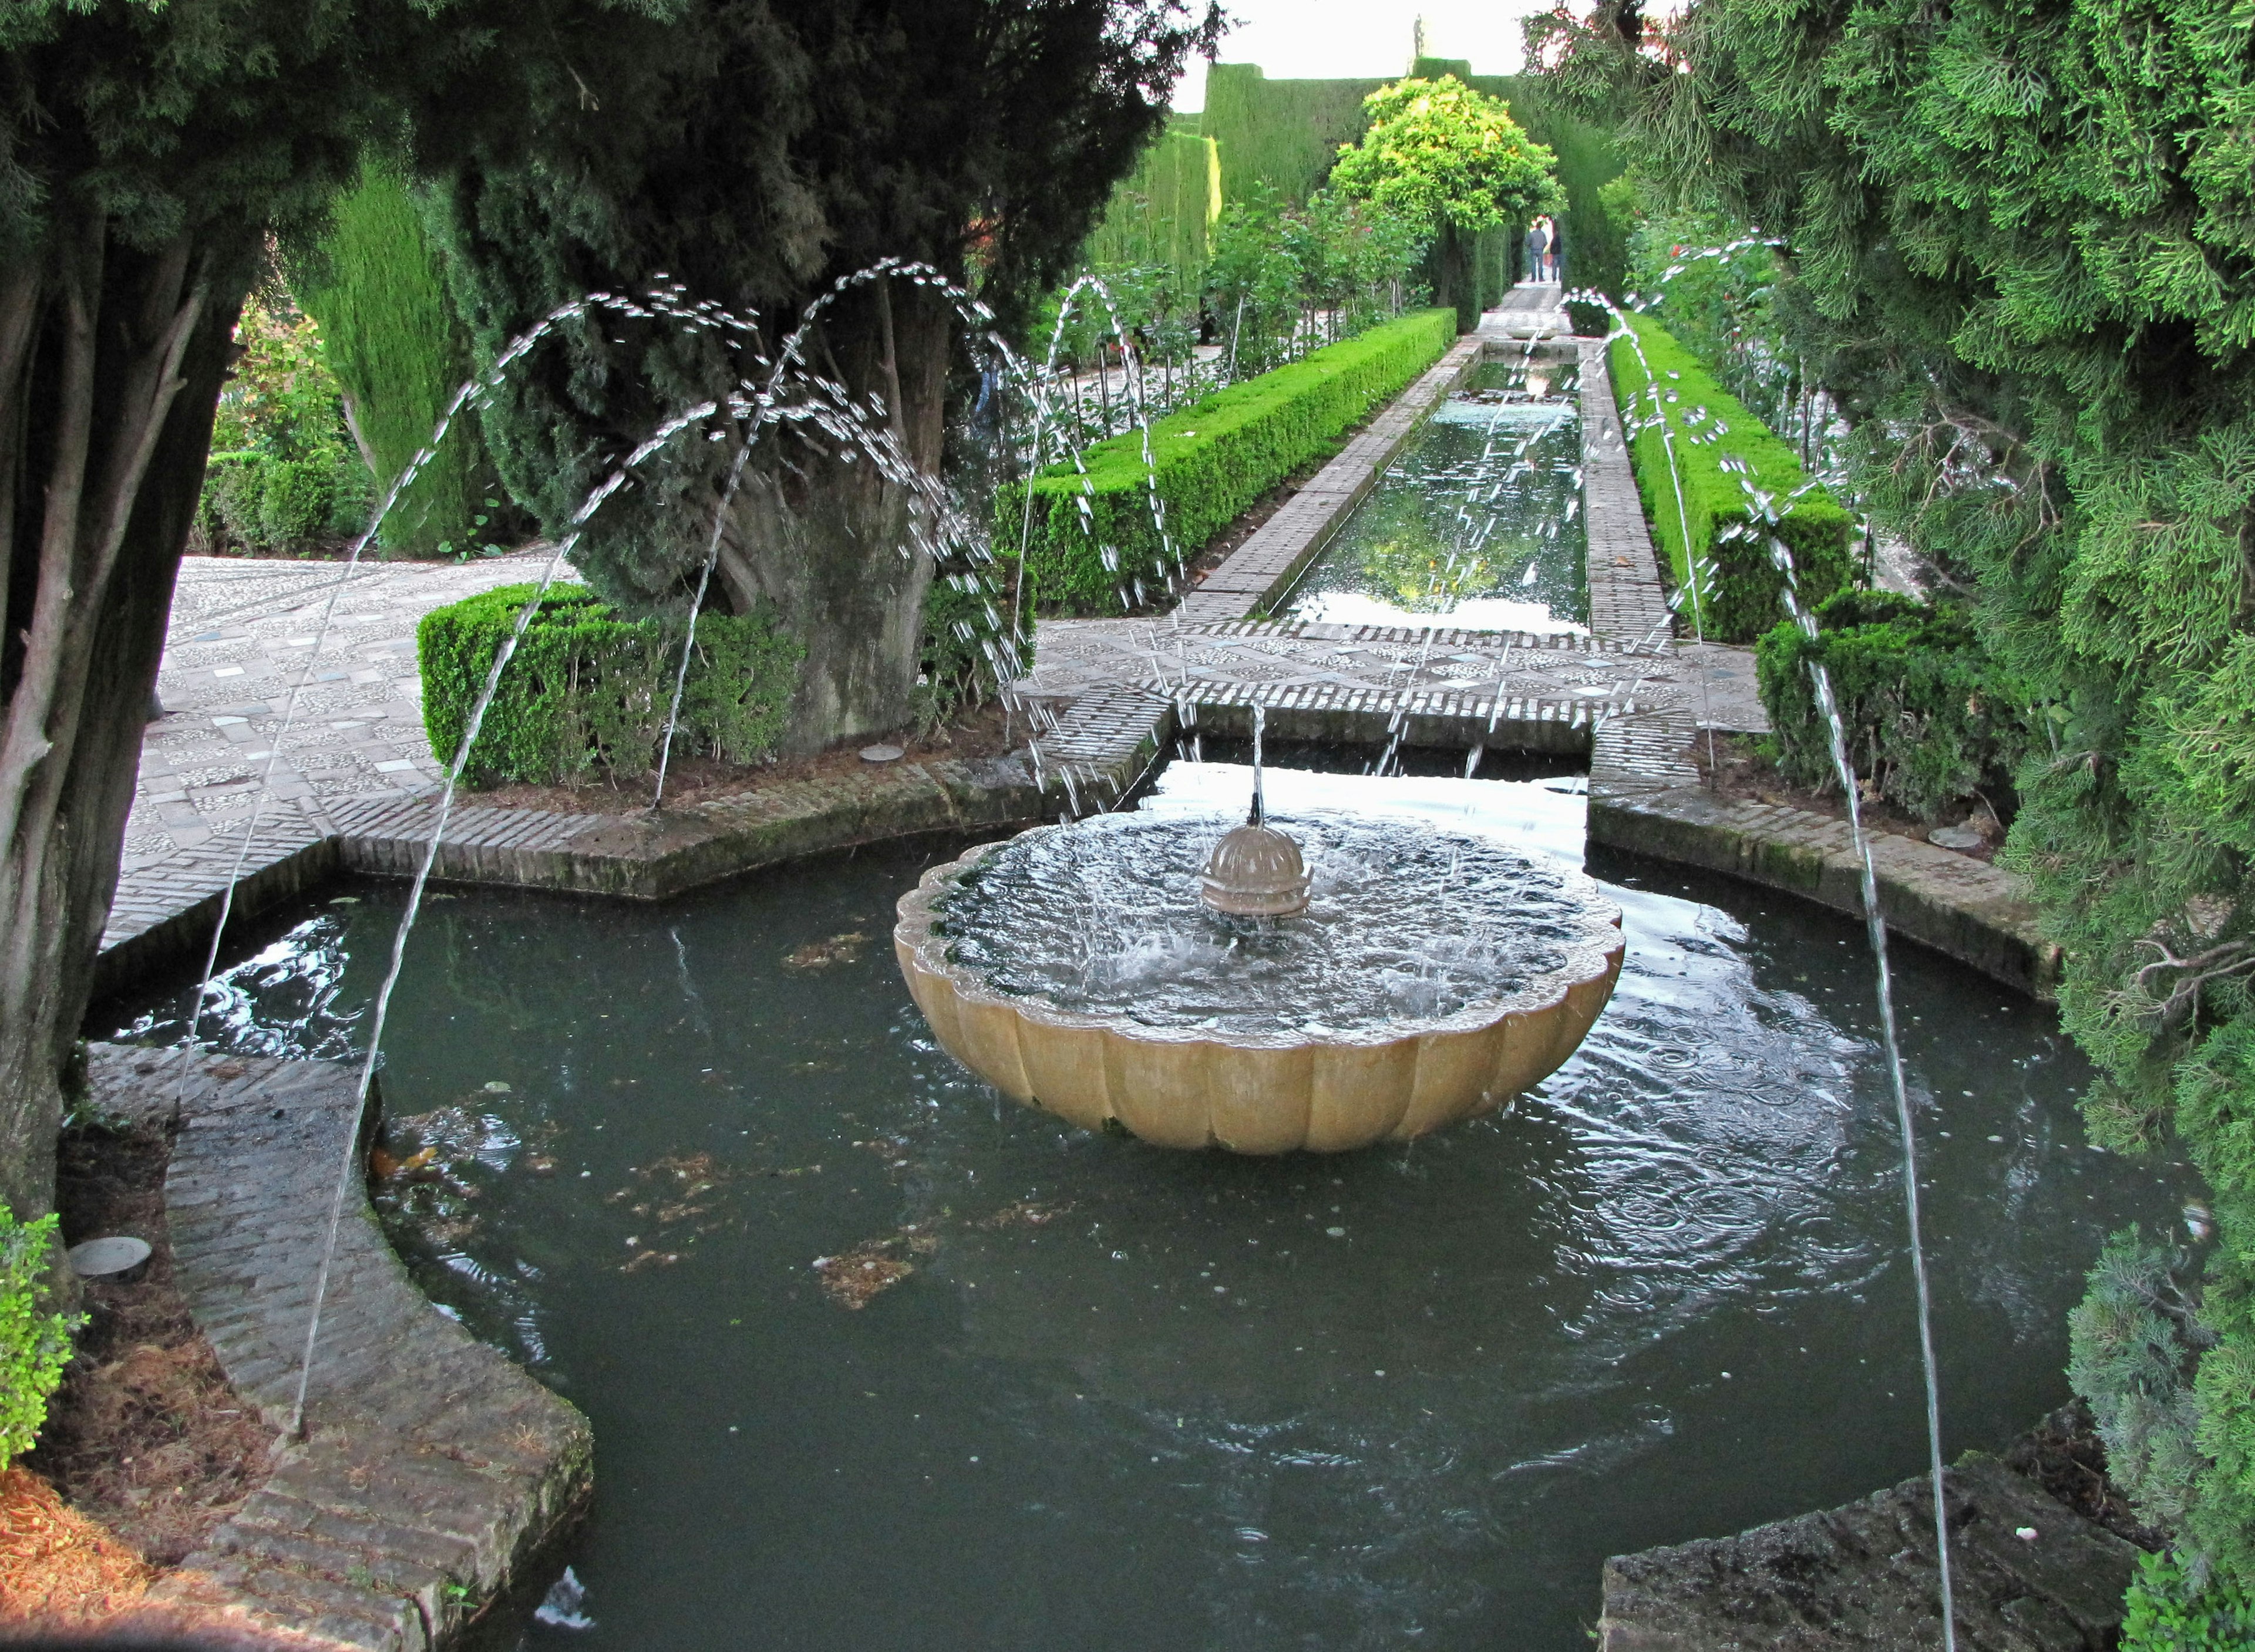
[
  {"xmin": 85, "ymin": 1043, "xmax": 588, "ymax": 1652},
  {"xmin": 1571, "ymin": 335, "xmax": 2061, "ymax": 1002}
]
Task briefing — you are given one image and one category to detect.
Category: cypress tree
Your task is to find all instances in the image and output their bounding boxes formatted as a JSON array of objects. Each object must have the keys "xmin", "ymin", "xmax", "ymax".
[
  {"xmin": 0, "ymin": 0, "xmax": 675, "ymax": 1233},
  {"xmin": 291, "ymin": 161, "xmax": 512, "ymax": 559},
  {"xmin": 423, "ymin": 0, "xmax": 1223, "ymax": 753}
]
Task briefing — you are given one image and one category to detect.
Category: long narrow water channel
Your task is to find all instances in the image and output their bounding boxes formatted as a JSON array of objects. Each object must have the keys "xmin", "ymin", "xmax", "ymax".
[
  {"xmin": 103, "ymin": 758, "xmax": 2190, "ymax": 1651},
  {"xmin": 1281, "ymin": 359, "xmax": 1587, "ymax": 632}
]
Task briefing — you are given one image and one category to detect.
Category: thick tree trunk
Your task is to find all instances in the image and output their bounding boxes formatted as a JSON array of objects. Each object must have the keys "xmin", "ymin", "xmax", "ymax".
[
  {"xmin": 0, "ymin": 223, "xmax": 249, "ymax": 1226},
  {"xmin": 1435, "ymin": 222, "xmax": 1474, "ymax": 335},
  {"xmin": 712, "ymin": 277, "xmax": 948, "ymax": 753}
]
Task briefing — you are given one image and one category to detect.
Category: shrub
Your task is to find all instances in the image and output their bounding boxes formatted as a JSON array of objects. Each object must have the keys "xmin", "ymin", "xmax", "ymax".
[
  {"xmin": 292, "ymin": 161, "xmax": 517, "ymax": 560},
  {"xmin": 2, "ymin": 1203, "xmax": 79, "ymax": 1471},
  {"xmin": 2069, "ymin": 1229, "xmax": 2213, "ymax": 1538},
  {"xmin": 1755, "ymin": 588, "xmax": 2028, "ymax": 822},
  {"xmin": 2123, "ymin": 1550, "xmax": 2255, "ymax": 1651},
  {"xmin": 418, "ymin": 584, "xmax": 801, "ymax": 787},
  {"xmin": 1608, "ymin": 313, "xmax": 1853, "ymax": 642},
  {"xmin": 196, "ymin": 291, "xmax": 374, "ymax": 557},
  {"xmin": 995, "ymin": 307, "xmax": 1457, "ymax": 616}
]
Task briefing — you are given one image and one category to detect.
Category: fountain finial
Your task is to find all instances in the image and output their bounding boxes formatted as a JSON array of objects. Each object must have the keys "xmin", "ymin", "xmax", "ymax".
[{"xmin": 1200, "ymin": 703, "xmax": 1308, "ymax": 915}]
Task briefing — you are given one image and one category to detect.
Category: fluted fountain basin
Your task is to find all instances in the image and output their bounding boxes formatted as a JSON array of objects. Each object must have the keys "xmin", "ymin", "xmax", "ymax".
[{"xmin": 893, "ymin": 812, "xmax": 1624, "ymax": 1154}]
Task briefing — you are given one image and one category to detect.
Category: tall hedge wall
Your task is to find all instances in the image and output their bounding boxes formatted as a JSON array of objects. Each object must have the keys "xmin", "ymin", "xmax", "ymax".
[
  {"xmin": 419, "ymin": 584, "xmax": 800, "ymax": 787},
  {"xmin": 1085, "ymin": 127, "xmax": 1221, "ymax": 291},
  {"xmin": 292, "ymin": 162, "xmax": 506, "ymax": 559},
  {"xmin": 1609, "ymin": 313, "xmax": 1854, "ymax": 642},
  {"xmin": 1196, "ymin": 62, "xmax": 1628, "ymax": 302},
  {"xmin": 995, "ymin": 307, "xmax": 1457, "ymax": 615}
]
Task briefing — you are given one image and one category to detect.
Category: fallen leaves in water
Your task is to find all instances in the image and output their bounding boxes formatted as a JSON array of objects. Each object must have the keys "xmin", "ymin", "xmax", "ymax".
[
  {"xmin": 783, "ymin": 931, "xmax": 867, "ymax": 972},
  {"xmin": 813, "ymin": 1239, "xmax": 914, "ymax": 1309},
  {"xmin": 978, "ymin": 1200, "xmax": 1076, "ymax": 1230},
  {"xmin": 605, "ymin": 1152, "xmax": 740, "ymax": 1269},
  {"xmin": 851, "ymin": 1136, "xmax": 916, "ymax": 1175}
]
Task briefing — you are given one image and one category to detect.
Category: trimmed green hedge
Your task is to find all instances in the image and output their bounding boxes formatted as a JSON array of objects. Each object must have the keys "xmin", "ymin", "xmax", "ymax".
[
  {"xmin": 1755, "ymin": 588, "xmax": 2028, "ymax": 821},
  {"xmin": 1609, "ymin": 313, "xmax": 1854, "ymax": 642},
  {"xmin": 996, "ymin": 308, "xmax": 1457, "ymax": 615},
  {"xmin": 419, "ymin": 584, "xmax": 800, "ymax": 787}
]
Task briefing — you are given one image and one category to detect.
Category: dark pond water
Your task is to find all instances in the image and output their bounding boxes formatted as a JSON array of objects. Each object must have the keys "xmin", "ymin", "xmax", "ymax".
[
  {"xmin": 1280, "ymin": 359, "xmax": 1587, "ymax": 633},
  {"xmin": 104, "ymin": 761, "xmax": 2190, "ymax": 1651}
]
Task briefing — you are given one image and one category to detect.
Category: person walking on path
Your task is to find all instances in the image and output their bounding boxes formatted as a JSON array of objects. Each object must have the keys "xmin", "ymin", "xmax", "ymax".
[
  {"xmin": 1527, "ymin": 218, "xmax": 1551, "ymax": 285},
  {"xmin": 1544, "ymin": 218, "xmax": 1563, "ymax": 284}
]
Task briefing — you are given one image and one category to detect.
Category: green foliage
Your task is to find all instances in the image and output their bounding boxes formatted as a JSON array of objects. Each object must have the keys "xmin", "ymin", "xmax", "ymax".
[
  {"xmin": 1200, "ymin": 187, "xmax": 1429, "ymax": 376},
  {"xmin": 1, "ymin": 1203, "xmax": 78, "ymax": 1471},
  {"xmin": 417, "ymin": 584, "xmax": 800, "ymax": 787},
  {"xmin": 1607, "ymin": 183, "xmax": 1839, "ymax": 480},
  {"xmin": 1330, "ymin": 77, "xmax": 1563, "ymax": 239},
  {"xmin": 1608, "ymin": 314, "xmax": 1853, "ymax": 642},
  {"xmin": 918, "ymin": 567, "xmax": 1030, "ymax": 727},
  {"xmin": 428, "ymin": 0, "xmax": 1221, "ymax": 615},
  {"xmin": 1199, "ymin": 64, "xmax": 1385, "ymax": 208},
  {"xmin": 1756, "ymin": 589, "xmax": 2027, "ymax": 821},
  {"xmin": 1536, "ymin": 0, "xmax": 2255, "ymax": 1586},
  {"xmin": 2069, "ymin": 1230, "xmax": 2213, "ymax": 1536},
  {"xmin": 2123, "ymin": 1551, "xmax": 2255, "ymax": 1651},
  {"xmin": 196, "ymin": 291, "xmax": 372, "ymax": 557},
  {"xmin": 994, "ymin": 308, "xmax": 1456, "ymax": 615},
  {"xmin": 1083, "ymin": 129, "xmax": 1220, "ymax": 298},
  {"xmin": 292, "ymin": 161, "xmax": 513, "ymax": 560}
]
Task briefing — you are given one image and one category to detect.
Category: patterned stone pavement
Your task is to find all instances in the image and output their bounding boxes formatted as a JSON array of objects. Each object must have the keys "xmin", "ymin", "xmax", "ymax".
[
  {"xmin": 129, "ymin": 552, "xmax": 550, "ymax": 876},
  {"xmin": 104, "ymin": 286, "xmax": 1763, "ymax": 969},
  {"xmin": 1479, "ymin": 280, "xmax": 1567, "ymax": 342}
]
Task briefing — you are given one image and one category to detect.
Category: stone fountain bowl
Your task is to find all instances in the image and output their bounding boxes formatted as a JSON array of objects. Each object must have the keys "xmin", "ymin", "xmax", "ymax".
[{"xmin": 893, "ymin": 825, "xmax": 1625, "ymax": 1154}]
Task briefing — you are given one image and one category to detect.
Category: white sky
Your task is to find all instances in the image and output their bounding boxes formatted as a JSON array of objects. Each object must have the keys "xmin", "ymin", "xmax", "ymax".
[{"xmin": 1172, "ymin": 2, "xmax": 1556, "ymax": 111}]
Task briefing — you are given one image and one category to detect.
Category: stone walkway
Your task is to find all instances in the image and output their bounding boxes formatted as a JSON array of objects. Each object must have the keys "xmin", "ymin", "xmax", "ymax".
[
  {"xmin": 129, "ymin": 552, "xmax": 546, "ymax": 876},
  {"xmin": 87, "ymin": 1043, "xmax": 589, "ymax": 1651},
  {"xmin": 1479, "ymin": 279, "xmax": 1568, "ymax": 342}
]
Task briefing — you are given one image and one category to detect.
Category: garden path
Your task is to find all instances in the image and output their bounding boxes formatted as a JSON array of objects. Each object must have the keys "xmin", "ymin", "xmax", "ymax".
[
  {"xmin": 127, "ymin": 554, "xmax": 547, "ymax": 875},
  {"xmin": 101, "ymin": 297, "xmax": 1765, "ymax": 972}
]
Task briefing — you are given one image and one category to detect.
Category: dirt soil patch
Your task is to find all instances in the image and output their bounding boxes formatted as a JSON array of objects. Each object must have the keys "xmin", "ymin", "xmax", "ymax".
[
  {"xmin": 1685, "ymin": 730, "xmax": 2005, "ymax": 864},
  {"xmin": 0, "ymin": 1460, "xmax": 323, "ymax": 1646},
  {"xmin": 2003, "ymin": 1401, "xmax": 2165, "ymax": 1551},
  {"xmin": 24, "ymin": 1114, "xmax": 277, "ymax": 1571},
  {"xmin": 462, "ymin": 699, "xmax": 1021, "ymax": 816}
]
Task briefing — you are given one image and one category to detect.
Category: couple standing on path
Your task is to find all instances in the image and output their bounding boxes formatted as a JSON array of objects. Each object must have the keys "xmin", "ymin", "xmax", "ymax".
[{"xmin": 1527, "ymin": 216, "xmax": 1563, "ymax": 284}]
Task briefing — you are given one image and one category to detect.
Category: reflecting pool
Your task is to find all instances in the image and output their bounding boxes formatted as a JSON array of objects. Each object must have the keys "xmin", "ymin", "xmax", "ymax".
[
  {"xmin": 103, "ymin": 760, "xmax": 2190, "ymax": 1651},
  {"xmin": 1281, "ymin": 360, "xmax": 1586, "ymax": 633}
]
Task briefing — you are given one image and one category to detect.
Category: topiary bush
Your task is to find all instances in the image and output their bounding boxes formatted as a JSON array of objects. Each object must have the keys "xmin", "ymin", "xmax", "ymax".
[
  {"xmin": 1755, "ymin": 588, "xmax": 2030, "ymax": 822},
  {"xmin": 1608, "ymin": 313, "xmax": 1853, "ymax": 642},
  {"xmin": 2, "ymin": 1203, "xmax": 79, "ymax": 1471},
  {"xmin": 995, "ymin": 307, "xmax": 1457, "ymax": 616},
  {"xmin": 418, "ymin": 584, "xmax": 802, "ymax": 787}
]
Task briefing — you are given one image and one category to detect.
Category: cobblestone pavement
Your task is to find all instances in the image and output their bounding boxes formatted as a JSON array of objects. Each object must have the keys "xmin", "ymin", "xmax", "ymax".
[
  {"xmin": 127, "ymin": 552, "xmax": 550, "ymax": 878},
  {"xmin": 1016, "ymin": 617, "xmax": 1766, "ymax": 734},
  {"xmin": 1479, "ymin": 280, "xmax": 1566, "ymax": 341}
]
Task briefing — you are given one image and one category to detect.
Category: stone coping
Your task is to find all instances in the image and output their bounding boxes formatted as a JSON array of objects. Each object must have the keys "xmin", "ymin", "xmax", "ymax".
[
  {"xmin": 87, "ymin": 1043, "xmax": 588, "ymax": 1652},
  {"xmin": 1571, "ymin": 336, "xmax": 2061, "ymax": 999},
  {"xmin": 1588, "ymin": 783, "xmax": 2061, "ymax": 999},
  {"xmin": 1597, "ymin": 1449, "xmax": 2138, "ymax": 1650},
  {"xmin": 96, "ymin": 753, "xmax": 1049, "ymax": 1000}
]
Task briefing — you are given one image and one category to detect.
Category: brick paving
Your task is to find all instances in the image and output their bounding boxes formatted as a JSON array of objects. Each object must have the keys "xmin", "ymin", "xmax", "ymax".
[{"xmin": 87, "ymin": 1043, "xmax": 588, "ymax": 1651}]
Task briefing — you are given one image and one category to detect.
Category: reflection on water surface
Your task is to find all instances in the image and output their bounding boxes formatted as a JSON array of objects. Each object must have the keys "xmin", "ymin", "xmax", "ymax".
[{"xmin": 104, "ymin": 761, "xmax": 2189, "ymax": 1651}]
